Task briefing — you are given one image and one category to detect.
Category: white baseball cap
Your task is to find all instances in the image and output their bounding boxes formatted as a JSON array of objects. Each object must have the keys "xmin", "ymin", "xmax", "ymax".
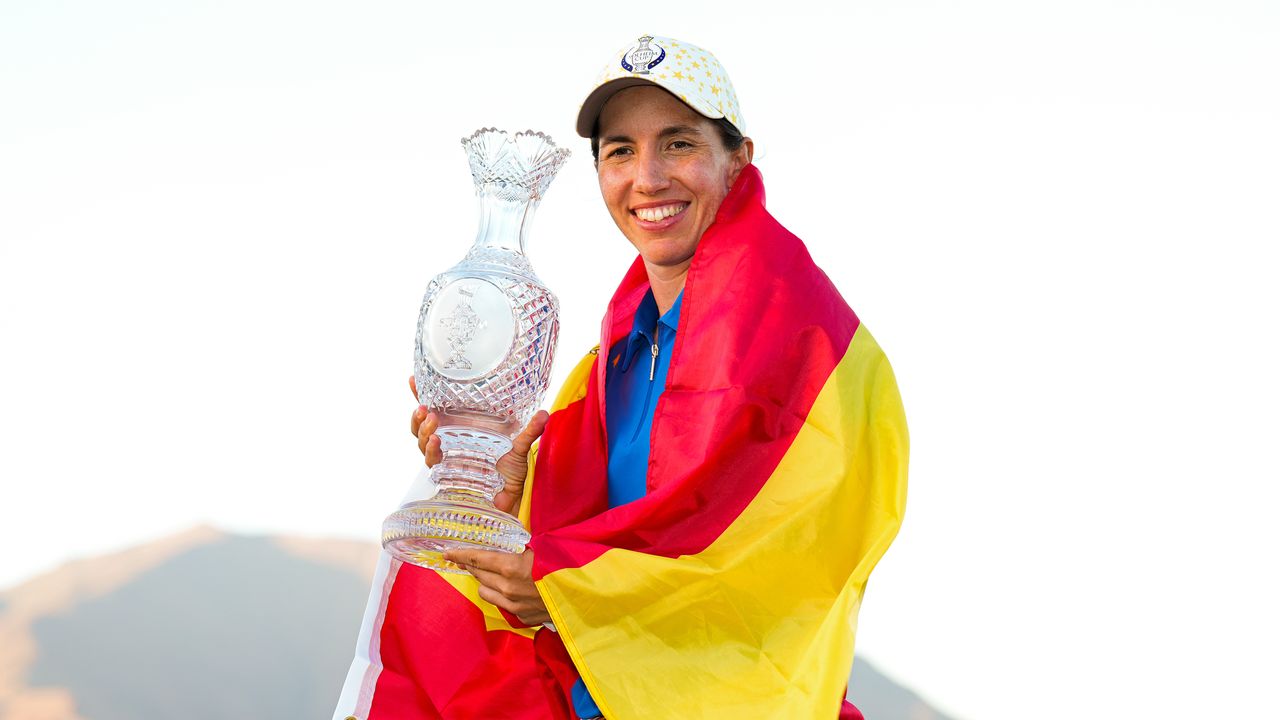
[{"xmin": 575, "ymin": 34, "xmax": 746, "ymax": 138}]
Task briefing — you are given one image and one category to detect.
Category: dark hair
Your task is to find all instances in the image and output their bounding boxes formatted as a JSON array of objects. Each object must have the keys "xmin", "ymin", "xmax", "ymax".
[{"xmin": 590, "ymin": 116, "xmax": 746, "ymax": 163}]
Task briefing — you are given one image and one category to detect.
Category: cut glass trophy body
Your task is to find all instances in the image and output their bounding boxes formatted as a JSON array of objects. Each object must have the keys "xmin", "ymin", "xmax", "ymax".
[{"xmin": 382, "ymin": 128, "xmax": 569, "ymax": 573}]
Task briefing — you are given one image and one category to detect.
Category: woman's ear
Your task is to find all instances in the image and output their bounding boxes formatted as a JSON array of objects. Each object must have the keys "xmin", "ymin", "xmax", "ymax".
[{"xmin": 727, "ymin": 137, "xmax": 755, "ymax": 187}]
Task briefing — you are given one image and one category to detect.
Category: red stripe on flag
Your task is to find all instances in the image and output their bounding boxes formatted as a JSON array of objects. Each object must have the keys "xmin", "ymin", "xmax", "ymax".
[
  {"xmin": 528, "ymin": 372, "xmax": 610, "ymax": 549},
  {"xmin": 840, "ymin": 700, "xmax": 866, "ymax": 720},
  {"xmin": 367, "ymin": 565, "xmax": 568, "ymax": 719},
  {"xmin": 530, "ymin": 165, "xmax": 859, "ymax": 578}
]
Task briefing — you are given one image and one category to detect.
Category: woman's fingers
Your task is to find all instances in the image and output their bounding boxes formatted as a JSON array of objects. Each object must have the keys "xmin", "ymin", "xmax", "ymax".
[
  {"xmin": 409, "ymin": 404, "xmax": 427, "ymax": 437},
  {"xmin": 494, "ymin": 488, "xmax": 519, "ymax": 513},
  {"xmin": 446, "ymin": 548, "xmax": 547, "ymax": 625},
  {"xmin": 414, "ymin": 410, "xmax": 436, "ymax": 447},
  {"xmin": 424, "ymin": 435, "xmax": 442, "ymax": 466},
  {"xmin": 416, "ymin": 411, "xmax": 441, "ymax": 466},
  {"xmin": 476, "ymin": 583, "xmax": 518, "ymax": 614}
]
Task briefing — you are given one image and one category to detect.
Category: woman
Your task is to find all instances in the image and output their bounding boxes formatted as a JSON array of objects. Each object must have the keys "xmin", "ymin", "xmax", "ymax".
[{"xmin": 335, "ymin": 35, "xmax": 907, "ymax": 720}]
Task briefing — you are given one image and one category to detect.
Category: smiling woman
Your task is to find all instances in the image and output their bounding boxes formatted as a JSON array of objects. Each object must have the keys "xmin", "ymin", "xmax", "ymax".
[
  {"xmin": 334, "ymin": 34, "xmax": 909, "ymax": 720},
  {"xmin": 593, "ymin": 86, "xmax": 753, "ymax": 314}
]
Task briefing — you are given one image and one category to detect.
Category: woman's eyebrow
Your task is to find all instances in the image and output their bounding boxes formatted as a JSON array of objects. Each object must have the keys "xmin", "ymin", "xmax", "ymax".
[
  {"xmin": 659, "ymin": 124, "xmax": 702, "ymax": 138},
  {"xmin": 603, "ymin": 125, "xmax": 703, "ymax": 146}
]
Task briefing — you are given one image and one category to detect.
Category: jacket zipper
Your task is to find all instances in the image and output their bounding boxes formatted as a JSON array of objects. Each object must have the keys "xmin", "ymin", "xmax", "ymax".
[
  {"xmin": 632, "ymin": 323, "xmax": 661, "ymax": 443},
  {"xmin": 649, "ymin": 322, "xmax": 659, "ymax": 381}
]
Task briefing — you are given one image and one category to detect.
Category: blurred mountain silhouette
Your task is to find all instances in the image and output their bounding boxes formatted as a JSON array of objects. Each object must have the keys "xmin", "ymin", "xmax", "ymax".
[{"xmin": 0, "ymin": 528, "xmax": 955, "ymax": 720}]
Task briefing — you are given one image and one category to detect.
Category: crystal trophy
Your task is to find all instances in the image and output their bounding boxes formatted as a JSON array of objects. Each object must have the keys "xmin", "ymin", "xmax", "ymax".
[{"xmin": 382, "ymin": 128, "xmax": 570, "ymax": 573}]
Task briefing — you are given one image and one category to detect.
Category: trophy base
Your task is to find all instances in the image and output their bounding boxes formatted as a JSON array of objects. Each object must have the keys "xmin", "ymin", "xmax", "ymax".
[{"xmin": 382, "ymin": 490, "xmax": 531, "ymax": 574}]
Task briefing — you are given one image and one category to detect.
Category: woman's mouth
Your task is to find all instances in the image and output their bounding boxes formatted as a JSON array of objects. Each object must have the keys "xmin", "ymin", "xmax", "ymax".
[{"xmin": 632, "ymin": 202, "xmax": 689, "ymax": 229}]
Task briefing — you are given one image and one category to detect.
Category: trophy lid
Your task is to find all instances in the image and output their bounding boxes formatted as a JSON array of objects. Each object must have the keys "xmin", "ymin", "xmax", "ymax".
[{"xmin": 461, "ymin": 128, "xmax": 572, "ymax": 203}]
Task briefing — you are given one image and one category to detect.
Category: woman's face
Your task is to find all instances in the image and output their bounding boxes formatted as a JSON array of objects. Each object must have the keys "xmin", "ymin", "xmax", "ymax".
[{"xmin": 595, "ymin": 86, "xmax": 752, "ymax": 275}]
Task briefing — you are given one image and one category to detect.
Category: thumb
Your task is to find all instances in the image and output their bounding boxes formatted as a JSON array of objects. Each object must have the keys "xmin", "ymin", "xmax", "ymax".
[
  {"xmin": 494, "ymin": 489, "xmax": 517, "ymax": 513},
  {"xmin": 510, "ymin": 410, "xmax": 549, "ymax": 457}
]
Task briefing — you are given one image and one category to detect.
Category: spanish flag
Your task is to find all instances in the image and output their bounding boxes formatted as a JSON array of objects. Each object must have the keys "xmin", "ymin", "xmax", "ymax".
[{"xmin": 333, "ymin": 165, "xmax": 908, "ymax": 720}]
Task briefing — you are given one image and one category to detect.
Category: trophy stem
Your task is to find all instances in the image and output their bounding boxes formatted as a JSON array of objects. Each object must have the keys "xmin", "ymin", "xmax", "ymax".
[
  {"xmin": 382, "ymin": 424, "xmax": 531, "ymax": 573},
  {"xmin": 432, "ymin": 424, "xmax": 513, "ymax": 498}
]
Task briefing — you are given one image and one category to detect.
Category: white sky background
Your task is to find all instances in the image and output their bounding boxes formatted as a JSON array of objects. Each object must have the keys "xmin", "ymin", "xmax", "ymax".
[{"xmin": 2, "ymin": 1, "xmax": 1278, "ymax": 718}]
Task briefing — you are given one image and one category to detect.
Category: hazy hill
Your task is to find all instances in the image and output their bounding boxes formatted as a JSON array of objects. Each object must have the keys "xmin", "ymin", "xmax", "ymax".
[{"xmin": 0, "ymin": 529, "xmax": 954, "ymax": 720}]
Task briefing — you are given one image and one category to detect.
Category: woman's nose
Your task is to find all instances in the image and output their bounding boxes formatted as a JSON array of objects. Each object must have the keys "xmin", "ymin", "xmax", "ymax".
[{"xmin": 632, "ymin": 153, "xmax": 670, "ymax": 195}]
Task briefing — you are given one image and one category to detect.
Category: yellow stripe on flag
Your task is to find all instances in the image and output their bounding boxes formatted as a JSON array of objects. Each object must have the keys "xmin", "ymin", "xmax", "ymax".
[{"xmin": 537, "ymin": 326, "xmax": 908, "ymax": 719}]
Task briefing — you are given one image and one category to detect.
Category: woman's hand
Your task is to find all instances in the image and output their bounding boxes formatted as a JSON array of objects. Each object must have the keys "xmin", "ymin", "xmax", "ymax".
[
  {"xmin": 409, "ymin": 377, "xmax": 443, "ymax": 466},
  {"xmin": 409, "ymin": 376, "xmax": 549, "ymax": 515},
  {"xmin": 444, "ymin": 547, "xmax": 549, "ymax": 626}
]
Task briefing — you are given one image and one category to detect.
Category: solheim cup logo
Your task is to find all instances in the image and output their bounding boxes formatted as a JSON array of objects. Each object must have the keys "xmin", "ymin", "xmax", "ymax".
[{"xmin": 622, "ymin": 35, "xmax": 665, "ymax": 75}]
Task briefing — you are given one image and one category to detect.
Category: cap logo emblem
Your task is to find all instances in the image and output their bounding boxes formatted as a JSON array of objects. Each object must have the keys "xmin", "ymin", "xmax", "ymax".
[{"xmin": 621, "ymin": 35, "xmax": 665, "ymax": 75}]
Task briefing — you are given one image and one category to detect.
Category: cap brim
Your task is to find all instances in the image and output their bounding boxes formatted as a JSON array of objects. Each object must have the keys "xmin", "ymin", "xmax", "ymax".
[{"xmin": 576, "ymin": 77, "xmax": 665, "ymax": 138}]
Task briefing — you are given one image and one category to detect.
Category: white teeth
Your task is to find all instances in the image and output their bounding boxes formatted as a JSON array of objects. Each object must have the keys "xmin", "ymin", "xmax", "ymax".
[{"xmin": 635, "ymin": 204, "xmax": 687, "ymax": 222}]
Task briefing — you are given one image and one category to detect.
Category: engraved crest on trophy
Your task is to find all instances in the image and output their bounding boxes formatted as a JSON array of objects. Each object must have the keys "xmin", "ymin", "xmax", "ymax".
[
  {"xmin": 382, "ymin": 129, "xmax": 570, "ymax": 573},
  {"xmin": 439, "ymin": 286, "xmax": 487, "ymax": 371}
]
